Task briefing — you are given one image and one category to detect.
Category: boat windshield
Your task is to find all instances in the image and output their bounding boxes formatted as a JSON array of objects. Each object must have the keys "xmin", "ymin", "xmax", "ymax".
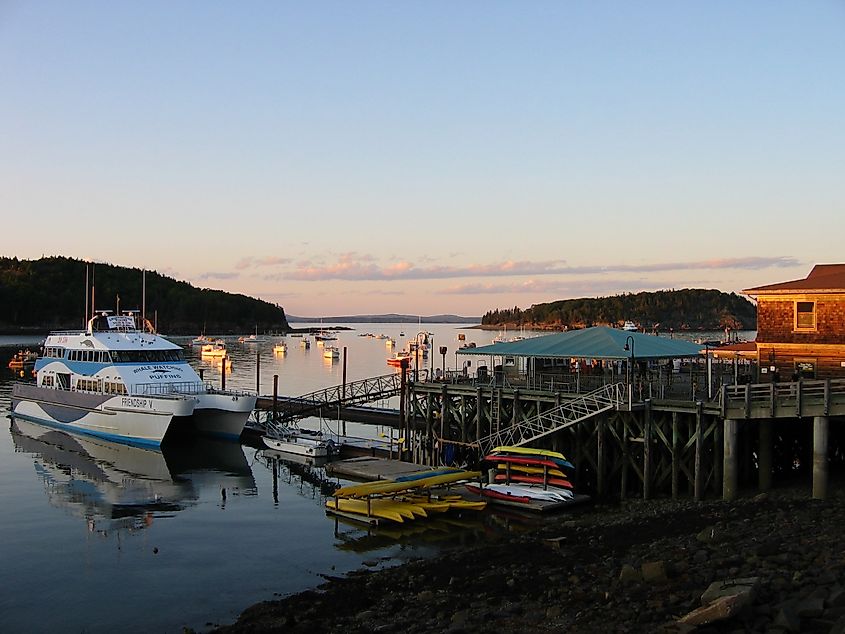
[{"xmin": 110, "ymin": 349, "xmax": 185, "ymax": 363}]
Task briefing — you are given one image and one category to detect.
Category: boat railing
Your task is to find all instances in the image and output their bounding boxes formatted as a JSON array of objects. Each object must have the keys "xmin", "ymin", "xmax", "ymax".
[{"xmin": 132, "ymin": 381, "xmax": 206, "ymax": 396}]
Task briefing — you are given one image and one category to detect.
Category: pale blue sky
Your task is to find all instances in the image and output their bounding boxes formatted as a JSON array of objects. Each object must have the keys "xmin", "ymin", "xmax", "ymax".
[{"xmin": 2, "ymin": 2, "xmax": 843, "ymax": 315}]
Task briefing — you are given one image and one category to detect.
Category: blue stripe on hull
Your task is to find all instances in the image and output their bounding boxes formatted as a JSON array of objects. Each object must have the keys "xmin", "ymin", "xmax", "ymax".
[{"xmin": 8, "ymin": 412, "xmax": 163, "ymax": 449}]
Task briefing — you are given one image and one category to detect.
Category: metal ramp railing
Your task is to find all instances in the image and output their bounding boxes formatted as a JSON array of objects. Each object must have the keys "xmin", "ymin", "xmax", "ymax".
[
  {"xmin": 269, "ymin": 372, "xmax": 403, "ymax": 425},
  {"xmin": 477, "ymin": 382, "xmax": 625, "ymax": 454}
]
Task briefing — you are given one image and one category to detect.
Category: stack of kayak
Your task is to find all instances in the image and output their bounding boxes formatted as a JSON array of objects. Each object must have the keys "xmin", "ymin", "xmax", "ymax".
[
  {"xmin": 326, "ymin": 468, "xmax": 486, "ymax": 524},
  {"xmin": 466, "ymin": 446, "xmax": 577, "ymax": 507}
]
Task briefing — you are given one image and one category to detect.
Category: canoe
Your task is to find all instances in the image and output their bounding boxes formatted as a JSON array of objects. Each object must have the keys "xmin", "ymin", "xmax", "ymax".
[
  {"xmin": 405, "ymin": 495, "xmax": 487, "ymax": 512},
  {"xmin": 326, "ymin": 498, "xmax": 428, "ymax": 522},
  {"xmin": 393, "ymin": 467, "xmax": 465, "ymax": 482},
  {"xmin": 492, "ymin": 445, "xmax": 569, "ymax": 461},
  {"xmin": 487, "ymin": 452, "xmax": 574, "ymax": 471},
  {"xmin": 495, "ymin": 463, "xmax": 566, "ymax": 478},
  {"xmin": 333, "ymin": 470, "xmax": 481, "ymax": 499},
  {"xmin": 465, "ymin": 484, "xmax": 531, "ymax": 504},
  {"xmin": 494, "ymin": 473, "xmax": 573, "ymax": 489},
  {"xmin": 484, "ymin": 483, "xmax": 574, "ymax": 501}
]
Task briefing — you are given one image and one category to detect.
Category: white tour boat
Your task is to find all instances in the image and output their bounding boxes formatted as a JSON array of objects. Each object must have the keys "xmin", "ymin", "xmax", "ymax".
[{"xmin": 10, "ymin": 312, "xmax": 256, "ymax": 447}]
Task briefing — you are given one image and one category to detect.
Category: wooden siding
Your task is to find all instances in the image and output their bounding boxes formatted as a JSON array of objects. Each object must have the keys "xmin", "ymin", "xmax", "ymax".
[{"xmin": 757, "ymin": 294, "xmax": 845, "ymax": 345}]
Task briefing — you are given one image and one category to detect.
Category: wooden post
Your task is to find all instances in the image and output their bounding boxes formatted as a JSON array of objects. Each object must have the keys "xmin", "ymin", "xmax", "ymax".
[
  {"xmin": 440, "ymin": 384, "xmax": 448, "ymax": 466},
  {"xmin": 723, "ymin": 418, "xmax": 738, "ymax": 501},
  {"xmin": 694, "ymin": 401, "xmax": 703, "ymax": 501},
  {"xmin": 425, "ymin": 392, "xmax": 434, "ymax": 466},
  {"xmin": 671, "ymin": 411, "xmax": 679, "ymax": 499},
  {"xmin": 643, "ymin": 400, "xmax": 652, "ymax": 500},
  {"xmin": 272, "ymin": 374, "xmax": 278, "ymax": 424},
  {"xmin": 596, "ymin": 414, "xmax": 605, "ymax": 498},
  {"xmin": 713, "ymin": 411, "xmax": 722, "ymax": 496},
  {"xmin": 399, "ymin": 359, "xmax": 407, "ymax": 461},
  {"xmin": 342, "ymin": 346, "xmax": 348, "ymax": 437},
  {"xmin": 256, "ymin": 349, "xmax": 260, "ymax": 394},
  {"xmin": 475, "ymin": 386, "xmax": 482, "ymax": 450},
  {"xmin": 620, "ymin": 414, "xmax": 629, "ymax": 500},
  {"xmin": 758, "ymin": 419, "xmax": 773, "ymax": 491},
  {"xmin": 221, "ymin": 356, "xmax": 226, "ymax": 390},
  {"xmin": 512, "ymin": 388, "xmax": 520, "ymax": 426},
  {"xmin": 813, "ymin": 416, "xmax": 829, "ymax": 500}
]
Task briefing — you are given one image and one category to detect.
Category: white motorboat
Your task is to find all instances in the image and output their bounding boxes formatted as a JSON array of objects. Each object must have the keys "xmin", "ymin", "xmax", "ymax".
[
  {"xmin": 201, "ymin": 340, "xmax": 227, "ymax": 358},
  {"xmin": 10, "ymin": 311, "xmax": 256, "ymax": 446},
  {"xmin": 622, "ymin": 320, "xmax": 638, "ymax": 332},
  {"xmin": 262, "ymin": 428, "xmax": 334, "ymax": 458}
]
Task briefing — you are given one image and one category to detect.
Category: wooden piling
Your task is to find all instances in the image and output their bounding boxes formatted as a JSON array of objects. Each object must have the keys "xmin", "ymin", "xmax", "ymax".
[
  {"xmin": 723, "ymin": 418, "xmax": 738, "ymax": 501},
  {"xmin": 758, "ymin": 419, "xmax": 773, "ymax": 491},
  {"xmin": 643, "ymin": 400, "xmax": 652, "ymax": 500},
  {"xmin": 694, "ymin": 402, "xmax": 703, "ymax": 501},
  {"xmin": 671, "ymin": 411, "xmax": 679, "ymax": 499},
  {"xmin": 813, "ymin": 415, "xmax": 829, "ymax": 500},
  {"xmin": 256, "ymin": 350, "xmax": 260, "ymax": 393},
  {"xmin": 272, "ymin": 374, "xmax": 278, "ymax": 423}
]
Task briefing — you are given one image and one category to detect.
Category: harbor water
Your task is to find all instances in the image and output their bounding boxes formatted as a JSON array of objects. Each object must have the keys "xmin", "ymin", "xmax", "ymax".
[
  {"xmin": 0, "ymin": 323, "xmax": 495, "ymax": 633},
  {"xmin": 0, "ymin": 323, "xmax": 750, "ymax": 632}
]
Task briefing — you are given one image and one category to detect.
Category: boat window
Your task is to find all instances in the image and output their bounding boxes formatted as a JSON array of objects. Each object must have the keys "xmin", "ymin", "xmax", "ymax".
[{"xmin": 109, "ymin": 349, "xmax": 185, "ymax": 363}]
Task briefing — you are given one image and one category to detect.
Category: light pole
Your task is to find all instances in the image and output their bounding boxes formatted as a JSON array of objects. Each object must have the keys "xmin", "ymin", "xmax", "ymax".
[
  {"xmin": 624, "ymin": 335, "xmax": 635, "ymax": 408},
  {"xmin": 414, "ymin": 331, "xmax": 428, "ymax": 382}
]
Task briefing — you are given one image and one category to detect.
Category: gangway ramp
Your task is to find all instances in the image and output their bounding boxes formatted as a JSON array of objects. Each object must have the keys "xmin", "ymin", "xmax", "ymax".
[
  {"xmin": 477, "ymin": 383, "xmax": 624, "ymax": 455},
  {"xmin": 256, "ymin": 373, "xmax": 403, "ymax": 425}
]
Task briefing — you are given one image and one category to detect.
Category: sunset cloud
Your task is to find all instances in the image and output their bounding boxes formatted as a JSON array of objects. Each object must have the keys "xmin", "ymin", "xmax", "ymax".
[
  {"xmin": 196, "ymin": 271, "xmax": 240, "ymax": 281},
  {"xmin": 284, "ymin": 255, "xmax": 800, "ymax": 282}
]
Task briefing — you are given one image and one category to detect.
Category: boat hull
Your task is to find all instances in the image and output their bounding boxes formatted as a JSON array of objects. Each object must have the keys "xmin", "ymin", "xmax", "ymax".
[
  {"xmin": 10, "ymin": 384, "xmax": 192, "ymax": 447},
  {"xmin": 262, "ymin": 434, "xmax": 330, "ymax": 457},
  {"xmin": 189, "ymin": 392, "xmax": 257, "ymax": 439}
]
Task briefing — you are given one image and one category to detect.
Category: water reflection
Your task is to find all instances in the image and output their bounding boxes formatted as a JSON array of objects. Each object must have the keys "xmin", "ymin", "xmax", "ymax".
[{"xmin": 10, "ymin": 417, "xmax": 255, "ymax": 535}]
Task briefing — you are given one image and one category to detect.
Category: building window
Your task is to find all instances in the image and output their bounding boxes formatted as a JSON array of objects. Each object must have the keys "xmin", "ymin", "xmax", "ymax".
[{"xmin": 795, "ymin": 301, "xmax": 816, "ymax": 330}]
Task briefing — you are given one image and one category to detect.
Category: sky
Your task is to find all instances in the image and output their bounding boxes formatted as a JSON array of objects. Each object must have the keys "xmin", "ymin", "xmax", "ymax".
[{"xmin": 2, "ymin": 2, "xmax": 843, "ymax": 317}]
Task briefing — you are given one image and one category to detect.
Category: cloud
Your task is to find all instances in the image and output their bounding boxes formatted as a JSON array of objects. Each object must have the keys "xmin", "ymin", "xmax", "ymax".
[
  {"xmin": 285, "ymin": 255, "xmax": 800, "ymax": 282},
  {"xmin": 196, "ymin": 271, "xmax": 240, "ymax": 281},
  {"xmin": 235, "ymin": 256, "xmax": 293, "ymax": 270},
  {"xmin": 442, "ymin": 278, "xmax": 655, "ymax": 295}
]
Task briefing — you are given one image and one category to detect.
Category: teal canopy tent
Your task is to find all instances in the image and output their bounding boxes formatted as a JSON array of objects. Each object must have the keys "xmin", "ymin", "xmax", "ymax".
[{"xmin": 459, "ymin": 327, "xmax": 703, "ymax": 360}]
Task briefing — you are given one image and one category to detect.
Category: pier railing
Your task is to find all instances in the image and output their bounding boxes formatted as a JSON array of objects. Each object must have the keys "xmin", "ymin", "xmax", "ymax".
[
  {"xmin": 721, "ymin": 378, "xmax": 845, "ymax": 419},
  {"xmin": 266, "ymin": 372, "xmax": 404, "ymax": 424},
  {"xmin": 476, "ymin": 382, "xmax": 625, "ymax": 454}
]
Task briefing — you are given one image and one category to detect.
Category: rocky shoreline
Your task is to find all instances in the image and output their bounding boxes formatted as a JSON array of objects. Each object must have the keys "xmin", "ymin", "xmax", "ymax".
[{"xmin": 213, "ymin": 486, "xmax": 845, "ymax": 633}]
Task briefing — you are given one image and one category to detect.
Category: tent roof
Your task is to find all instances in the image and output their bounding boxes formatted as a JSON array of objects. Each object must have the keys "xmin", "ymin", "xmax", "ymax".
[{"xmin": 459, "ymin": 326, "xmax": 703, "ymax": 360}]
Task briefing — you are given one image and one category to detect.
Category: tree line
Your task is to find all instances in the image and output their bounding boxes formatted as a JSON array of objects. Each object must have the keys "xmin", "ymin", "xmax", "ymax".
[
  {"xmin": 0, "ymin": 256, "xmax": 289, "ymax": 334},
  {"xmin": 481, "ymin": 289, "xmax": 756, "ymax": 331}
]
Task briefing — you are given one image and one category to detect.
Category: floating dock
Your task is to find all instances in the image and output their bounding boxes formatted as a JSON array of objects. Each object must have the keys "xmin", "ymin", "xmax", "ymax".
[{"xmin": 325, "ymin": 456, "xmax": 435, "ymax": 482}]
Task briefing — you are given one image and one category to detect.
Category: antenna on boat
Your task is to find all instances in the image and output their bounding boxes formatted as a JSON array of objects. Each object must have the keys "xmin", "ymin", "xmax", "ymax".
[
  {"xmin": 142, "ymin": 268, "xmax": 146, "ymax": 331},
  {"xmin": 84, "ymin": 262, "xmax": 90, "ymax": 328}
]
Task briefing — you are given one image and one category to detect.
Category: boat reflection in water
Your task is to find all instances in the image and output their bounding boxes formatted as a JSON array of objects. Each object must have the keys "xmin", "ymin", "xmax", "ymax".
[{"xmin": 9, "ymin": 417, "xmax": 256, "ymax": 536}]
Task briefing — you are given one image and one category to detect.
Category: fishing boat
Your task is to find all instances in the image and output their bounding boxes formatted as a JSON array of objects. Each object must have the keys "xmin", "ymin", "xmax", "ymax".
[
  {"xmin": 323, "ymin": 346, "xmax": 340, "ymax": 360},
  {"xmin": 386, "ymin": 351, "xmax": 411, "ymax": 368},
  {"xmin": 10, "ymin": 311, "xmax": 256, "ymax": 447},
  {"xmin": 8, "ymin": 350, "xmax": 38, "ymax": 371},
  {"xmin": 300, "ymin": 338, "xmax": 311, "ymax": 349},
  {"xmin": 200, "ymin": 340, "xmax": 227, "ymax": 358},
  {"xmin": 273, "ymin": 342, "xmax": 287, "ymax": 354},
  {"xmin": 190, "ymin": 334, "xmax": 213, "ymax": 347}
]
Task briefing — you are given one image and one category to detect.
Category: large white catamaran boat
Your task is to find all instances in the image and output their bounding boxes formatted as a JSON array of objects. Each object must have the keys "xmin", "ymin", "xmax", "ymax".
[{"xmin": 11, "ymin": 311, "xmax": 256, "ymax": 447}]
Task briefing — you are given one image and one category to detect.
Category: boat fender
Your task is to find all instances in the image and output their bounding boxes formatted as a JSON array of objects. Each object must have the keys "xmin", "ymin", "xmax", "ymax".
[{"xmin": 232, "ymin": 395, "xmax": 237, "ymax": 401}]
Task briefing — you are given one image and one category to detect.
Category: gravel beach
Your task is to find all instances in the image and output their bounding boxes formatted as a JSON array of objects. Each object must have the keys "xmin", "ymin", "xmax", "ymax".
[{"xmin": 213, "ymin": 484, "xmax": 845, "ymax": 633}]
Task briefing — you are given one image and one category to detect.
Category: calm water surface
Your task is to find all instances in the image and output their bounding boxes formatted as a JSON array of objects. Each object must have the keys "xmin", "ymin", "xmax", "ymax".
[
  {"xmin": 0, "ymin": 324, "xmax": 499, "ymax": 633},
  {"xmin": 0, "ymin": 324, "xmax": 752, "ymax": 632}
]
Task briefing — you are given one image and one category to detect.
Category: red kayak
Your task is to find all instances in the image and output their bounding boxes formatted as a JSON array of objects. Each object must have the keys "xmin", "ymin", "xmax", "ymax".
[
  {"xmin": 494, "ymin": 473, "xmax": 573, "ymax": 489},
  {"xmin": 484, "ymin": 454, "xmax": 567, "ymax": 470},
  {"xmin": 465, "ymin": 484, "xmax": 531, "ymax": 504}
]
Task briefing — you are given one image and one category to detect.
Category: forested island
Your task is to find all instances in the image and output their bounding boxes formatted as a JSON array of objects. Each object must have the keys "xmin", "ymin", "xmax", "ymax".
[
  {"xmin": 481, "ymin": 289, "xmax": 756, "ymax": 331},
  {"xmin": 0, "ymin": 256, "xmax": 289, "ymax": 335}
]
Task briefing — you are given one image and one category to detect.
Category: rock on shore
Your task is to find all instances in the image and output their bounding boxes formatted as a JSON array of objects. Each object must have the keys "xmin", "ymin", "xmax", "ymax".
[{"xmin": 213, "ymin": 487, "xmax": 845, "ymax": 633}]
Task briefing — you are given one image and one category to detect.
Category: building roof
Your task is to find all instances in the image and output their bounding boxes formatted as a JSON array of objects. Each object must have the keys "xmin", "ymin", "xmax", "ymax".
[
  {"xmin": 458, "ymin": 326, "xmax": 703, "ymax": 360},
  {"xmin": 744, "ymin": 264, "xmax": 845, "ymax": 295}
]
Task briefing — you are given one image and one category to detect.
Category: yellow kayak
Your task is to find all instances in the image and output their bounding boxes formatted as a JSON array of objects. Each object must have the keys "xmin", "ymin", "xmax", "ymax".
[
  {"xmin": 496, "ymin": 463, "xmax": 566, "ymax": 478},
  {"xmin": 326, "ymin": 498, "xmax": 428, "ymax": 522},
  {"xmin": 405, "ymin": 495, "xmax": 486, "ymax": 512},
  {"xmin": 492, "ymin": 445, "xmax": 568, "ymax": 461},
  {"xmin": 334, "ymin": 470, "xmax": 482, "ymax": 499}
]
